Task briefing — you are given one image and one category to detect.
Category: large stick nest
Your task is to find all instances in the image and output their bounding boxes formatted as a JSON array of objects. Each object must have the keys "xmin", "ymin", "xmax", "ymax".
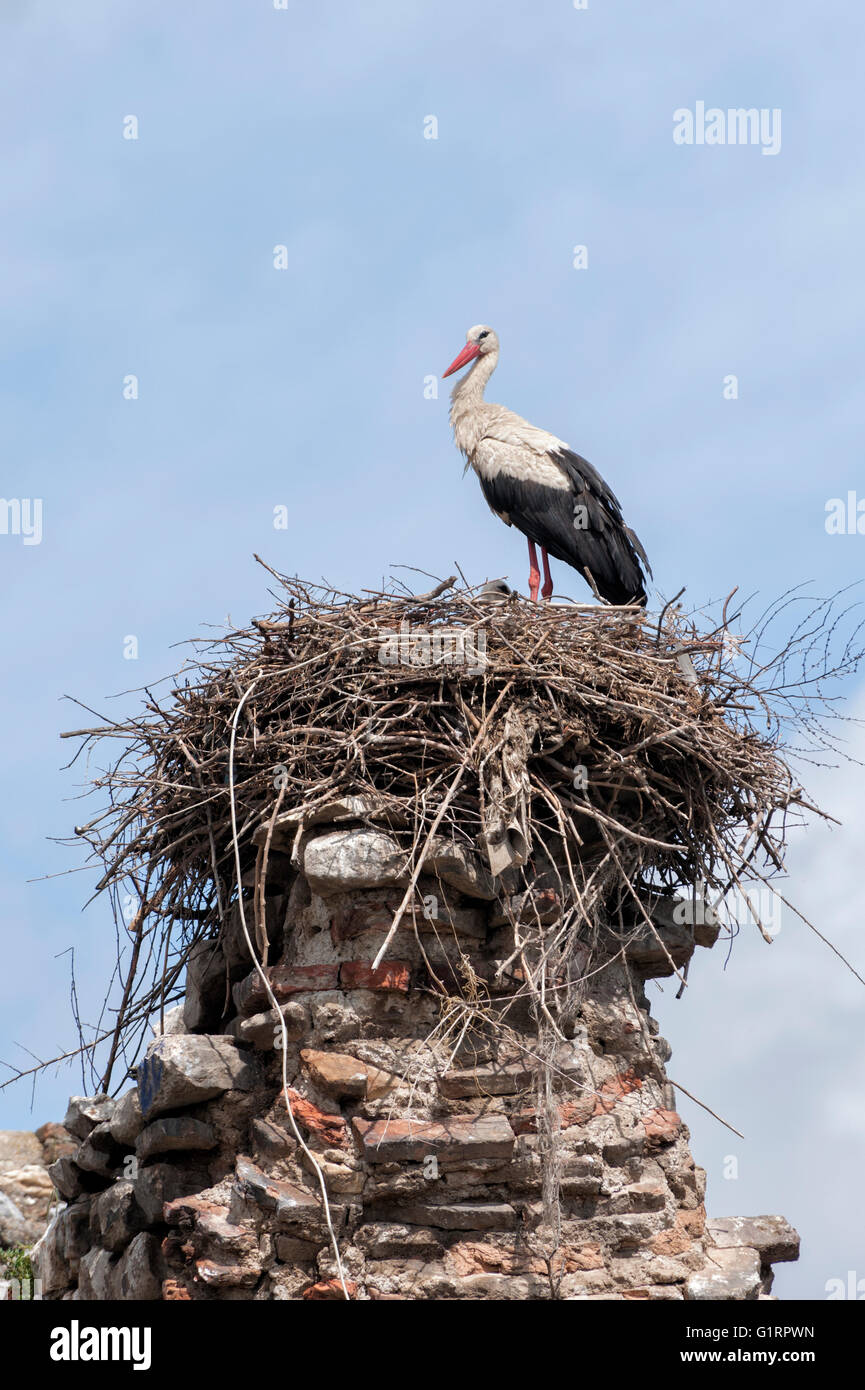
[{"xmin": 51, "ymin": 572, "xmax": 863, "ymax": 1091}]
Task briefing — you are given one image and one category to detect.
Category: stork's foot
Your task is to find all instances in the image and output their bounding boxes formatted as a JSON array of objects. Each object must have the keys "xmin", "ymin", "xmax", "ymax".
[
  {"xmin": 540, "ymin": 546, "xmax": 553, "ymax": 600},
  {"xmin": 527, "ymin": 537, "xmax": 541, "ymax": 602}
]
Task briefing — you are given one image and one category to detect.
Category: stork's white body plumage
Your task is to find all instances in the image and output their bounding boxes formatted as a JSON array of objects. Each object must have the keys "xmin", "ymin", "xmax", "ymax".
[{"xmin": 443, "ymin": 324, "xmax": 650, "ymax": 605}]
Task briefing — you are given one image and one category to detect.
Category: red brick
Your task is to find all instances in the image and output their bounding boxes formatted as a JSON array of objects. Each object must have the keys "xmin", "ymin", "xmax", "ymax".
[
  {"xmin": 353, "ymin": 1114, "xmax": 514, "ymax": 1165},
  {"xmin": 650, "ymin": 1207, "xmax": 703, "ymax": 1258},
  {"xmin": 641, "ymin": 1107, "xmax": 683, "ymax": 1144},
  {"xmin": 509, "ymin": 1094, "xmax": 595, "ymax": 1136},
  {"xmin": 446, "ymin": 1240, "xmax": 603, "ymax": 1277},
  {"xmin": 233, "ymin": 963, "xmax": 339, "ymax": 1016},
  {"xmin": 163, "ymin": 1194, "xmax": 226, "ymax": 1228},
  {"xmin": 277, "ymin": 1090, "xmax": 348, "ymax": 1148},
  {"xmin": 340, "ymin": 960, "xmax": 410, "ymax": 992},
  {"xmin": 593, "ymin": 1068, "xmax": 644, "ymax": 1116},
  {"xmin": 559, "ymin": 1097, "xmax": 597, "ymax": 1127},
  {"xmin": 303, "ymin": 1278, "xmax": 357, "ymax": 1300},
  {"xmin": 162, "ymin": 1278, "xmax": 191, "ymax": 1301}
]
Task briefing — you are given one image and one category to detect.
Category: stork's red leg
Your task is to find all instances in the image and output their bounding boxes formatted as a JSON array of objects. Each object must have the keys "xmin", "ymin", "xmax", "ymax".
[
  {"xmin": 527, "ymin": 538, "xmax": 540, "ymax": 602},
  {"xmin": 540, "ymin": 547, "xmax": 553, "ymax": 601}
]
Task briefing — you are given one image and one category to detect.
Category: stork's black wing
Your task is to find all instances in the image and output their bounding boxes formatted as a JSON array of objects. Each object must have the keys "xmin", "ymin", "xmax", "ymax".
[{"xmin": 478, "ymin": 447, "xmax": 651, "ymax": 606}]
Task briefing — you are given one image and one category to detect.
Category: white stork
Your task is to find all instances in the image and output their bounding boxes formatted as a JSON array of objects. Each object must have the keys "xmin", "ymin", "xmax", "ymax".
[{"xmin": 443, "ymin": 324, "xmax": 651, "ymax": 606}]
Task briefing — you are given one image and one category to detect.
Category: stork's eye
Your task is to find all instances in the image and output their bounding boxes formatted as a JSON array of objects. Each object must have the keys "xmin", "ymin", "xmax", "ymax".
[{"xmin": 478, "ymin": 331, "xmax": 489, "ymax": 341}]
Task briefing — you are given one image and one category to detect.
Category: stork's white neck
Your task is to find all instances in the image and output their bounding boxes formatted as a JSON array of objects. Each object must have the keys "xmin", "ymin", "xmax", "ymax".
[
  {"xmin": 449, "ymin": 348, "xmax": 498, "ymax": 405},
  {"xmin": 448, "ymin": 349, "xmax": 498, "ymax": 456}
]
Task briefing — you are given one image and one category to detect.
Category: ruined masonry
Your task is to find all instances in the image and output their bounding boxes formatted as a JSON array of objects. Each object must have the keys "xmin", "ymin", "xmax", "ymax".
[{"xmin": 34, "ymin": 804, "xmax": 799, "ymax": 1300}]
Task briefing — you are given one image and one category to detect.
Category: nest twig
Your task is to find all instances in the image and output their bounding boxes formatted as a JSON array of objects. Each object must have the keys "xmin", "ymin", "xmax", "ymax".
[{"xmin": 5, "ymin": 571, "xmax": 862, "ymax": 1096}]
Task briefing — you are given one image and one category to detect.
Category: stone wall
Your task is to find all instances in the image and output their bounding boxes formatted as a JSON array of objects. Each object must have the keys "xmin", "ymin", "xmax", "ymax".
[{"xmin": 34, "ymin": 809, "xmax": 799, "ymax": 1300}]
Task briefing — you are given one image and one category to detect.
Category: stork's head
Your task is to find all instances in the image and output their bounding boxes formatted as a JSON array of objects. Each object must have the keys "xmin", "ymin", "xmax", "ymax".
[{"xmin": 442, "ymin": 324, "xmax": 498, "ymax": 377}]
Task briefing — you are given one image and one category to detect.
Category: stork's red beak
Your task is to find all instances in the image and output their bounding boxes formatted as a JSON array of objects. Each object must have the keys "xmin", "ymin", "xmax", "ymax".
[{"xmin": 442, "ymin": 341, "xmax": 481, "ymax": 377}]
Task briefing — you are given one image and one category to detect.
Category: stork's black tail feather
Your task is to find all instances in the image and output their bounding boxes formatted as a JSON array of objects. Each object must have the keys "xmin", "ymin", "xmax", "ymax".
[{"xmin": 475, "ymin": 446, "xmax": 652, "ymax": 608}]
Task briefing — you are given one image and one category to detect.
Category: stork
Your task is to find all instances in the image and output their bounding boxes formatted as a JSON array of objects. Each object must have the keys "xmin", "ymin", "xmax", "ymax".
[{"xmin": 443, "ymin": 325, "xmax": 651, "ymax": 606}]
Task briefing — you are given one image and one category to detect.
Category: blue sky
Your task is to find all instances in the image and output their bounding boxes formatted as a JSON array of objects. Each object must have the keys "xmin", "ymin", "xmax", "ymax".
[{"xmin": 2, "ymin": 1, "xmax": 864, "ymax": 1299}]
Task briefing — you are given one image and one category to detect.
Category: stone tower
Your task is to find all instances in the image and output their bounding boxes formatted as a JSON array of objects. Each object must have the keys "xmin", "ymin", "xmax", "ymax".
[{"xmin": 36, "ymin": 799, "xmax": 798, "ymax": 1301}]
